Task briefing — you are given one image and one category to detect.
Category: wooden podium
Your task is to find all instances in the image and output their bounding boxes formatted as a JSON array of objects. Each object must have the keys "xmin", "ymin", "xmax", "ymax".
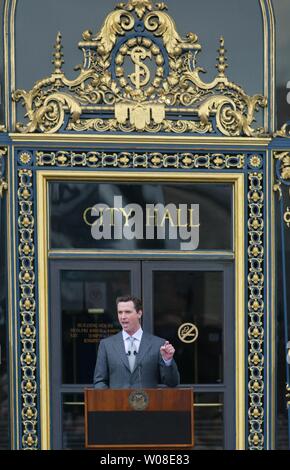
[{"xmin": 85, "ymin": 388, "xmax": 194, "ymax": 449}]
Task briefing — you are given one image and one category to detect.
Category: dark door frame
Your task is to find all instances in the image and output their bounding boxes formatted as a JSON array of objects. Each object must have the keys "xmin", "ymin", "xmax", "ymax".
[{"xmin": 49, "ymin": 258, "xmax": 235, "ymax": 449}]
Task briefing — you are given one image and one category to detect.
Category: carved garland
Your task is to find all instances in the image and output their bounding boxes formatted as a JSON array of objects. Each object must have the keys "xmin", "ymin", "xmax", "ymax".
[
  {"xmin": 247, "ymin": 172, "xmax": 265, "ymax": 449},
  {"xmin": 33, "ymin": 150, "xmax": 245, "ymax": 169},
  {"xmin": 17, "ymin": 169, "xmax": 38, "ymax": 449}
]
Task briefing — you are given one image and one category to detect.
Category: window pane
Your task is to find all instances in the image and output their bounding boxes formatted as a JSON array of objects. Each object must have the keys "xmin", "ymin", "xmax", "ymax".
[
  {"xmin": 50, "ymin": 182, "xmax": 233, "ymax": 251},
  {"xmin": 194, "ymin": 393, "xmax": 224, "ymax": 450},
  {"xmin": 153, "ymin": 271, "xmax": 224, "ymax": 384},
  {"xmin": 61, "ymin": 270, "xmax": 130, "ymax": 384},
  {"xmin": 62, "ymin": 393, "xmax": 85, "ymax": 450}
]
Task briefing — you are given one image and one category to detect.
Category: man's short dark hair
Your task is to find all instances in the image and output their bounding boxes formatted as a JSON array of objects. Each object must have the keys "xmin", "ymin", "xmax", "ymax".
[{"xmin": 116, "ymin": 295, "xmax": 143, "ymax": 312}]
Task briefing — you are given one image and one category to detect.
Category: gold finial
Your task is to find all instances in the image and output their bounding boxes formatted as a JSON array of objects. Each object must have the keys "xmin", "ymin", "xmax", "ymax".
[
  {"xmin": 216, "ymin": 36, "xmax": 228, "ymax": 77},
  {"xmin": 52, "ymin": 32, "xmax": 64, "ymax": 73}
]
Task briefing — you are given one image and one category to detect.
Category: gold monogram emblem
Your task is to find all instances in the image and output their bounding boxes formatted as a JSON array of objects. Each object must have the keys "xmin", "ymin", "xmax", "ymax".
[
  {"xmin": 178, "ymin": 323, "xmax": 199, "ymax": 344},
  {"xmin": 128, "ymin": 390, "xmax": 149, "ymax": 411},
  {"xmin": 129, "ymin": 46, "xmax": 151, "ymax": 89}
]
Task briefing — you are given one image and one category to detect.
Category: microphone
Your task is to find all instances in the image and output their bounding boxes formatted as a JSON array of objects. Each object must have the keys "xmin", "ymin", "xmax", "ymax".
[
  {"xmin": 126, "ymin": 351, "xmax": 137, "ymax": 356},
  {"xmin": 138, "ymin": 364, "xmax": 142, "ymax": 389}
]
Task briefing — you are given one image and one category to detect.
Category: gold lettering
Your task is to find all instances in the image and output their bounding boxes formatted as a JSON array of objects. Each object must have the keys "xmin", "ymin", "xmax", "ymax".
[
  {"xmin": 176, "ymin": 209, "xmax": 188, "ymax": 228},
  {"xmin": 83, "ymin": 207, "xmax": 106, "ymax": 227},
  {"xmin": 188, "ymin": 208, "xmax": 200, "ymax": 228},
  {"xmin": 107, "ymin": 207, "xmax": 121, "ymax": 225},
  {"xmin": 160, "ymin": 209, "xmax": 175, "ymax": 227},
  {"xmin": 83, "ymin": 207, "xmax": 93, "ymax": 226},
  {"xmin": 146, "ymin": 208, "xmax": 158, "ymax": 226},
  {"xmin": 119, "ymin": 208, "xmax": 134, "ymax": 227}
]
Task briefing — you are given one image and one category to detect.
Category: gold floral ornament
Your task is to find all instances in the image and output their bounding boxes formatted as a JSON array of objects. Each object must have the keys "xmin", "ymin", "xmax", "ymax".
[
  {"xmin": 117, "ymin": 0, "xmax": 153, "ymax": 19},
  {"xmin": 274, "ymin": 152, "xmax": 290, "ymax": 184},
  {"xmin": 274, "ymin": 122, "xmax": 290, "ymax": 138},
  {"xmin": 12, "ymin": 0, "xmax": 267, "ymax": 135}
]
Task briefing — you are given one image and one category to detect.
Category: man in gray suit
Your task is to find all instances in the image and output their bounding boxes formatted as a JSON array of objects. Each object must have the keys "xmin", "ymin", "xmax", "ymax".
[{"xmin": 93, "ymin": 295, "xmax": 180, "ymax": 389}]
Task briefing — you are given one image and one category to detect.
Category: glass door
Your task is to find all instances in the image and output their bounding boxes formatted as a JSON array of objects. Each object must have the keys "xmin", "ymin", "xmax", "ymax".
[
  {"xmin": 142, "ymin": 261, "xmax": 235, "ymax": 449},
  {"xmin": 49, "ymin": 259, "xmax": 234, "ymax": 449},
  {"xmin": 49, "ymin": 260, "xmax": 141, "ymax": 449}
]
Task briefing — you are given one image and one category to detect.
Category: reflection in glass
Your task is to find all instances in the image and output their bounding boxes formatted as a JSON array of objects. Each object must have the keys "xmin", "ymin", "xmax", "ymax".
[
  {"xmin": 153, "ymin": 271, "xmax": 223, "ymax": 384},
  {"xmin": 62, "ymin": 394, "xmax": 85, "ymax": 450},
  {"xmin": 61, "ymin": 270, "xmax": 130, "ymax": 384},
  {"xmin": 50, "ymin": 182, "xmax": 232, "ymax": 251},
  {"xmin": 194, "ymin": 393, "xmax": 224, "ymax": 450}
]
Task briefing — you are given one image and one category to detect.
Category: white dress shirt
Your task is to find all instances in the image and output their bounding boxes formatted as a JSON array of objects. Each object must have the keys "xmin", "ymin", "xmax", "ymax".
[
  {"xmin": 122, "ymin": 328, "xmax": 172, "ymax": 366},
  {"xmin": 122, "ymin": 327, "xmax": 143, "ymax": 354}
]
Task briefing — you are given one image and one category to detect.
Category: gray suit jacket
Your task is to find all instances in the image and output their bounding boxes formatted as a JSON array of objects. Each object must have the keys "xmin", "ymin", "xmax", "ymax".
[{"xmin": 93, "ymin": 331, "xmax": 180, "ymax": 389}]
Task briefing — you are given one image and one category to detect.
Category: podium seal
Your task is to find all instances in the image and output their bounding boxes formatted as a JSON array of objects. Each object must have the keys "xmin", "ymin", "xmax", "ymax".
[{"xmin": 128, "ymin": 390, "xmax": 149, "ymax": 411}]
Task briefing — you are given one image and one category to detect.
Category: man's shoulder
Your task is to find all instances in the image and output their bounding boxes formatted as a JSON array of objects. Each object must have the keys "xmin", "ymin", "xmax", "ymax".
[{"xmin": 143, "ymin": 332, "xmax": 165, "ymax": 345}]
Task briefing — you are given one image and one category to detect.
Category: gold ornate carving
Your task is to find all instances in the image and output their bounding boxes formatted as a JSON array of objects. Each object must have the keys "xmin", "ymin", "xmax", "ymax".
[
  {"xmin": 0, "ymin": 179, "xmax": 8, "ymax": 198},
  {"xmin": 35, "ymin": 150, "xmax": 246, "ymax": 170},
  {"xmin": 274, "ymin": 152, "xmax": 290, "ymax": 181},
  {"xmin": 120, "ymin": 0, "xmax": 153, "ymax": 19},
  {"xmin": 274, "ymin": 123, "xmax": 290, "ymax": 138},
  {"xmin": 18, "ymin": 168, "xmax": 38, "ymax": 449},
  {"xmin": 12, "ymin": 0, "xmax": 267, "ymax": 136},
  {"xmin": 0, "ymin": 148, "xmax": 8, "ymax": 198},
  {"xmin": 248, "ymin": 173, "xmax": 265, "ymax": 450},
  {"xmin": 274, "ymin": 152, "xmax": 290, "ymax": 227},
  {"xmin": 287, "ymin": 384, "xmax": 290, "ymax": 407}
]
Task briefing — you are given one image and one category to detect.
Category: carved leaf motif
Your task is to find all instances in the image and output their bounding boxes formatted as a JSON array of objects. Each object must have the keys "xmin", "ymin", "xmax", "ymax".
[
  {"xmin": 95, "ymin": 11, "xmax": 134, "ymax": 54},
  {"xmin": 125, "ymin": 0, "xmax": 153, "ymax": 18},
  {"xmin": 145, "ymin": 12, "xmax": 181, "ymax": 55},
  {"xmin": 40, "ymin": 93, "xmax": 82, "ymax": 133},
  {"xmin": 145, "ymin": 11, "xmax": 200, "ymax": 56}
]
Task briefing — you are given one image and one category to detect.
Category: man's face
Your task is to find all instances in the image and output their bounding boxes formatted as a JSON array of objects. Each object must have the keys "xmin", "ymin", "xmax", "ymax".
[{"xmin": 117, "ymin": 300, "xmax": 142, "ymax": 336}]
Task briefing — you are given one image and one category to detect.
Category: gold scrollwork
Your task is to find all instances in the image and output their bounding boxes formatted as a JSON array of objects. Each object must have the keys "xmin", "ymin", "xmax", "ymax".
[
  {"xmin": 284, "ymin": 207, "xmax": 290, "ymax": 228},
  {"xmin": 0, "ymin": 179, "xmax": 8, "ymax": 198},
  {"xmin": 274, "ymin": 151, "xmax": 290, "ymax": 181},
  {"xmin": 178, "ymin": 323, "xmax": 199, "ymax": 344},
  {"xmin": 12, "ymin": 1, "xmax": 267, "ymax": 136},
  {"xmin": 120, "ymin": 0, "xmax": 153, "ymax": 20},
  {"xmin": 274, "ymin": 123, "xmax": 290, "ymax": 138},
  {"xmin": 35, "ymin": 150, "xmax": 246, "ymax": 170},
  {"xmin": 274, "ymin": 152, "xmax": 290, "ymax": 227},
  {"xmin": 0, "ymin": 148, "xmax": 8, "ymax": 198}
]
